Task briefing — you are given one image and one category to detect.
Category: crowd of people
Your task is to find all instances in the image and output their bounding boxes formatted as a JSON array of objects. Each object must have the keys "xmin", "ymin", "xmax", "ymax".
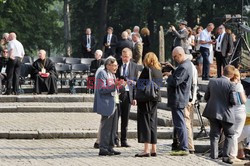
[{"xmin": 0, "ymin": 22, "xmax": 249, "ymax": 164}]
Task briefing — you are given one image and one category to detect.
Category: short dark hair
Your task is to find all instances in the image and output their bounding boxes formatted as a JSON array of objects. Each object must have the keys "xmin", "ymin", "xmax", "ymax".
[{"xmin": 107, "ymin": 27, "xmax": 113, "ymax": 31}]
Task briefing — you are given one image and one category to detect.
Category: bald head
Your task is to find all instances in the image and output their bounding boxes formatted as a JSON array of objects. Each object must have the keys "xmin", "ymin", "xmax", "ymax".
[
  {"xmin": 38, "ymin": 49, "xmax": 46, "ymax": 60},
  {"xmin": 121, "ymin": 31, "xmax": 128, "ymax": 39},
  {"xmin": 172, "ymin": 46, "xmax": 186, "ymax": 63}
]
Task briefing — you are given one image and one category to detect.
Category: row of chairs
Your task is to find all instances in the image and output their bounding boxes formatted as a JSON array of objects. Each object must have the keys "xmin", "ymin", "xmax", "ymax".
[{"xmin": 22, "ymin": 56, "xmax": 95, "ymax": 66}]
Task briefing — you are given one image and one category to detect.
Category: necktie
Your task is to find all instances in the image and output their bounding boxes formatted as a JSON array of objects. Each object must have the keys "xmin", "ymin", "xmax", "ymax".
[
  {"xmin": 218, "ymin": 35, "xmax": 222, "ymax": 42},
  {"xmin": 87, "ymin": 36, "xmax": 90, "ymax": 44},
  {"xmin": 123, "ymin": 63, "xmax": 127, "ymax": 77}
]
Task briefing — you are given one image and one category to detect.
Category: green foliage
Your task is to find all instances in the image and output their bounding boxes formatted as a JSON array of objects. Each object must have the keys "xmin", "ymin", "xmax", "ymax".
[{"xmin": 0, "ymin": 0, "xmax": 63, "ymax": 56}]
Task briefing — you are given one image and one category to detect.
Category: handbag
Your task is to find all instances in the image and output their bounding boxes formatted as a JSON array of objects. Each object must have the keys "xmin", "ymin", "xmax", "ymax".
[{"xmin": 135, "ymin": 68, "xmax": 160, "ymax": 102}]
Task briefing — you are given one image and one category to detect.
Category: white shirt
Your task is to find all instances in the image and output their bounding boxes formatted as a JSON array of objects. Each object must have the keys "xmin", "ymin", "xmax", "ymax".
[
  {"xmin": 190, "ymin": 63, "xmax": 198, "ymax": 104},
  {"xmin": 107, "ymin": 34, "xmax": 112, "ymax": 44},
  {"xmin": 8, "ymin": 39, "xmax": 25, "ymax": 58},
  {"xmin": 231, "ymin": 83, "xmax": 246, "ymax": 111},
  {"xmin": 86, "ymin": 35, "xmax": 91, "ymax": 49},
  {"xmin": 188, "ymin": 35, "xmax": 195, "ymax": 50},
  {"xmin": 200, "ymin": 28, "xmax": 212, "ymax": 49},
  {"xmin": 215, "ymin": 32, "xmax": 225, "ymax": 52},
  {"xmin": 120, "ymin": 62, "xmax": 130, "ymax": 91}
]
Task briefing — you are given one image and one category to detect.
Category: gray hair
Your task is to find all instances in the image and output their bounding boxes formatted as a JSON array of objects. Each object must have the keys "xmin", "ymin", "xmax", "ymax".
[
  {"xmin": 121, "ymin": 31, "xmax": 128, "ymax": 39},
  {"xmin": 2, "ymin": 33, "xmax": 9, "ymax": 39},
  {"xmin": 95, "ymin": 49, "xmax": 103, "ymax": 56},
  {"xmin": 104, "ymin": 56, "xmax": 116, "ymax": 68}
]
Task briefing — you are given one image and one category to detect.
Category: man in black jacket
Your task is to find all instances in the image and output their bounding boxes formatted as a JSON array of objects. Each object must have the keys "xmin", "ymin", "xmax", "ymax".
[
  {"xmin": 115, "ymin": 31, "xmax": 133, "ymax": 61},
  {"xmin": 116, "ymin": 48, "xmax": 138, "ymax": 147},
  {"xmin": 103, "ymin": 27, "xmax": 118, "ymax": 58},
  {"xmin": 166, "ymin": 46, "xmax": 193, "ymax": 155},
  {"xmin": 82, "ymin": 28, "xmax": 97, "ymax": 58}
]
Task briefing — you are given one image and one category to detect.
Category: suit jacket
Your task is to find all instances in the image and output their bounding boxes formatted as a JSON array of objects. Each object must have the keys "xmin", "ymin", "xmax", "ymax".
[
  {"xmin": 115, "ymin": 39, "xmax": 133, "ymax": 59},
  {"xmin": 82, "ymin": 35, "xmax": 96, "ymax": 55},
  {"xmin": 216, "ymin": 33, "xmax": 234, "ymax": 57},
  {"xmin": 103, "ymin": 34, "xmax": 118, "ymax": 55},
  {"xmin": 93, "ymin": 69, "xmax": 116, "ymax": 116},
  {"xmin": 133, "ymin": 41, "xmax": 143, "ymax": 65},
  {"xmin": 90, "ymin": 59, "xmax": 104, "ymax": 74},
  {"xmin": 202, "ymin": 76, "xmax": 236, "ymax": 124},
  {"xmin": 167, "ymin": 59, "xmax": 193, "ymax": 109},
  {"xmin": 116, "ymin": 60, "xmax": 138, "ymax": 103},
  {"xmin": 172, "ymin": 29, "xmax": 190, "ymax": 54}
]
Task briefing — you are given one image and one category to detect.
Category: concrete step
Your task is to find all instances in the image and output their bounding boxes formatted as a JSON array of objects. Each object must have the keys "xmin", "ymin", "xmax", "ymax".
[
  {"xmin": 130, "ymin": 106, "xmax": 209, "ymax": 127},
  {"xmin": 0, "ymin": 112, "xmax": 210, "ymax": 140},
  {"xmin": 0, "ymin": 102, "xmax": 93, "ymax": 112},
  {"xmin": 0, "ymin": 94, "xmax": 94, "ymax": 103},
  {"xmin": 157, "ymin": 97, "xmax": 206, "ymax": 114}
]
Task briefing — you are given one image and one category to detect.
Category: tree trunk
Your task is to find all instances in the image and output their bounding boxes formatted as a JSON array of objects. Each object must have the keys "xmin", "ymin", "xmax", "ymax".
[
  {"xmin": 64, "ymin": 0, "xmax": 72, "ymax": 57},
  {"xmin": 97, "ymin": 0, "xmax": 108, "ymax": 50}
]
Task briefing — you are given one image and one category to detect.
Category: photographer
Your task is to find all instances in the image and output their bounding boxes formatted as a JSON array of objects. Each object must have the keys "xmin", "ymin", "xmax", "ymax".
[{"xmin": 169, "ymin": 20, "xmax": 189, "ymax": 54}]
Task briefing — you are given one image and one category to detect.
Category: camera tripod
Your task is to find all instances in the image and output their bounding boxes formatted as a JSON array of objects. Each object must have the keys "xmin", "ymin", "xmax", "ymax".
[{"xmin": 193, "ymin": 98, "xmax": 209, "ymax": 140}]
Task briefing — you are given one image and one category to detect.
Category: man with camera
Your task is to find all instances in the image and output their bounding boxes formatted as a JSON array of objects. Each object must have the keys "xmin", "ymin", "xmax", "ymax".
[{"xmin": 169, "ymin": 20, "xmax": 189, "ymax": 54}]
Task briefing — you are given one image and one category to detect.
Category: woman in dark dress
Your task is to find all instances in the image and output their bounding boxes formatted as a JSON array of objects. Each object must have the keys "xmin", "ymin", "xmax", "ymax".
[
  {"xmin": 135, "ymin": 52, "xmax": 163, "ymax": 157},
  {"xmin": 141, "ymin": 28, "xmax": 151, "ymax": 61}
]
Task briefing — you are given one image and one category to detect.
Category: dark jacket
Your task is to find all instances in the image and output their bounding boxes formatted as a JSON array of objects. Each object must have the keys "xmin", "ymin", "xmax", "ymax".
[
  {"xmin": 90, "ymin": 59, "xmax": 104, "ymax": 74},
  {"xmin": 137, "ymin": 66, "xmax": 163, "ymax": 102},
  {"xmin": 167, "ymin": 59, "xmax": 193, "ymax": 108},
  {"xmin": 82, "ymin": 35, "xmax": 97, "ymax": 55},
  {"xmin": 0, "ymin": 57, "xmax": 8, "ymax": 72},
  {"xmin": 115, "ymin": 39, "xmax": 133, "ymax": 60},
  {"xmin": 202, "ymin": 76, "xmax": 236, "ymax": 124},
  {"xmin": 103, "ymin": 34, "xmax": 118, "ymax": 56},
  {"xmin": 116, "ymin": 60, "xmax": 139, "ymax": 103}
]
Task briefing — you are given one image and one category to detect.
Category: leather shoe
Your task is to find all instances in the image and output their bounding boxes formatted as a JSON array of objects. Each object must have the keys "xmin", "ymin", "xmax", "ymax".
[
  {"xmin": 135, "ymin": 153, "xmax": 150, "ymax": 157},
  {"xmin": 99, "ymin": 149, "xmax": 113, "ymax": 156},
  {"xmin": 109, "ymin": 149, "xmax": 121, "ymax": 155},
  {"xmin": 121, "ymin": 142, "xmax": 131, "ymax": 147},
  {"xmin": 151, "ymin": 153, "xmax": 157, "ymax": 157},
  {"xmin": 3, "ymin": 92, "xmax": 11, "ymax": 95},
  {"xmin": 222, "ymin": 157, "xmax": 233, "ymax": 164},
  {"xmin": 93, "ymin": 142, "xmax": 99, "ymax": 149}
]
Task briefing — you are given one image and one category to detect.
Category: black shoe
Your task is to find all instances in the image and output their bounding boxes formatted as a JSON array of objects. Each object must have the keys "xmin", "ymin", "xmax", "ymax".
[
  {"xmin": 109, "ymin": 149, "xmax": 121, "ymax": 155},
  {"xmin": 99, "ymin": 149, "xmax": 113, "ymax": 156},
  {"xmin": 171, "ymin": 142, "xmax": 180, "ymax": 151},
  {"xmin": 3, "ymin": 92, "xmax": 11, "ymax": 95},
  {"xmin": 151, "ymin": 153, "xmax": 157, "ymax": 157},
  {"xmin": 121, "ymin": 142, "xmax": 131, "ymax": 147},
  {"xmin": 189, "ymin": 150, "xmax": 195, "ymax": 154},
  {"xmin": 135, "ymin": 153, "xmax": 150, "ymax": 157},
  {"xmin": 222, "ymin": 157, "xmax": 233, "ymax": 164},
  {"xmin": 94, "ymin": 142, "xmax": 99, "ymax": 149}
]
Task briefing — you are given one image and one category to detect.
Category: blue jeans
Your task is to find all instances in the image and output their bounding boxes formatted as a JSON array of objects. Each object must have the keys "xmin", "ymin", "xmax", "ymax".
[
  {"xmin": 200, "ymin": 47, "xmax": 210, "ymax": 79},
  {"xmin": 171, "ymin": 107, "xmax": 188, "ymax": 151}
]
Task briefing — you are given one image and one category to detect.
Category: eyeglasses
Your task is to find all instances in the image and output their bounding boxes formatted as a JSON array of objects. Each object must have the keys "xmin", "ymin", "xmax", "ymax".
[{"xmin": 3, "ymin": 51, "xmax": 8, "ymax": 53}]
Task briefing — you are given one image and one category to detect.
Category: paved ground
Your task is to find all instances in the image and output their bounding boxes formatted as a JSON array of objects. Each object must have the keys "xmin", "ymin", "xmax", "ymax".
[{"xmin": 0, "ymin": 139, "xmax": 231, "ymax": 166}]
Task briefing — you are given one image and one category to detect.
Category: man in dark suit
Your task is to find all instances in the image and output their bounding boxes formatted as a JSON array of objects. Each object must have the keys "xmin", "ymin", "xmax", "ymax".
[
  {"xmin": 170, "ymin": 20, "xmax": 189, "ymax": 54},
  {"xmin": 103, "ymin": 27, "xmax": 118, "ymax": 58},
  {"xmin": 166, "ymin": 46, "xmax": 193, "ymax": 155},
  {"xmin": 115, "ymin": 31, "xmax": 133, "ymax": 61},
  {"xmin": 116, "ymin": 48, "xmax": 138, "ymax": 147},
  {"xmin": 82, "ymin": 28, "xmax": 96, "ymax": 58},
  {"xmin": 215, "ymin": 25, "xmax": 234, "ymax": 78},
  {"xmin": 202, "ymin": 65, "xmax": 236, "ymax": 164}
]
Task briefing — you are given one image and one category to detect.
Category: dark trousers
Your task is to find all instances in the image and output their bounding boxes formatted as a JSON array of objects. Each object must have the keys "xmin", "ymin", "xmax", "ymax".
[
  {"xmin": 104, "ymin": 48, "xmax": 115, "ymax": 58},
  {"xmin": 83, "ymin": 51, "xmax": 94, "ymax": 58},
  {"xmin": 215, "ymin": 51, "xmax": 227, "ymax": 78},
  {"xmin": 34, "ymin": 74, "xmax": 58, "ymax": 94},
  {"xmin": 200, "ymin": 47, "xmax": 210, "ymax": 80},
  {"xmin": 0, "ymin": 73, "xmax": 6, "ymax": 93},
  {"xmin": 209, "ymin": 118, "xmax": 234, "ymax": 159},
  {"xmin": 137, "ymin": 101, "xmax": 158, "ymax": 144},
  {"xmin": 6, "ymin": 58, "xmax": 22, "ymax": 93},
  {"xmin": 171, "ymin": 107, "xmax": 188, "ymax": 151},
  {"xmin": 118, "ymin": 91, "xmax": 131, "ymax": 143},
  {"xmin": 99, "ymin": 109, "xmax": 118, "ymax": 151}
]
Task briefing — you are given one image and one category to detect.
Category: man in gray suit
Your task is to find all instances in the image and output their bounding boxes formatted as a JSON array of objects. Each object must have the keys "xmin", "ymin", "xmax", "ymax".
[
  {"xmin": 93, "ymin": 57, "xmax": 125, "ymax": 156},
  {"xmin": 215, "ymin": 25, "xmax": 234, "ymax": 78},
  {"xmin": 116, "ymin": 48, "xmax": 138, "ymax": 147},
  {"xmin": 170, "ymin": 20, "xmax": 190, "ymax": 54},
  {"xmin": 202, "ymin": 65, "xmax": 236, "ymax": 164}
]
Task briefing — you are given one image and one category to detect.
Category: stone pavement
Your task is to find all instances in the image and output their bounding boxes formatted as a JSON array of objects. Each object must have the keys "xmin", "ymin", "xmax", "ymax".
[{"xmin": 0, "ymin": 139, "xmax": 232, "ymax": 166}]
